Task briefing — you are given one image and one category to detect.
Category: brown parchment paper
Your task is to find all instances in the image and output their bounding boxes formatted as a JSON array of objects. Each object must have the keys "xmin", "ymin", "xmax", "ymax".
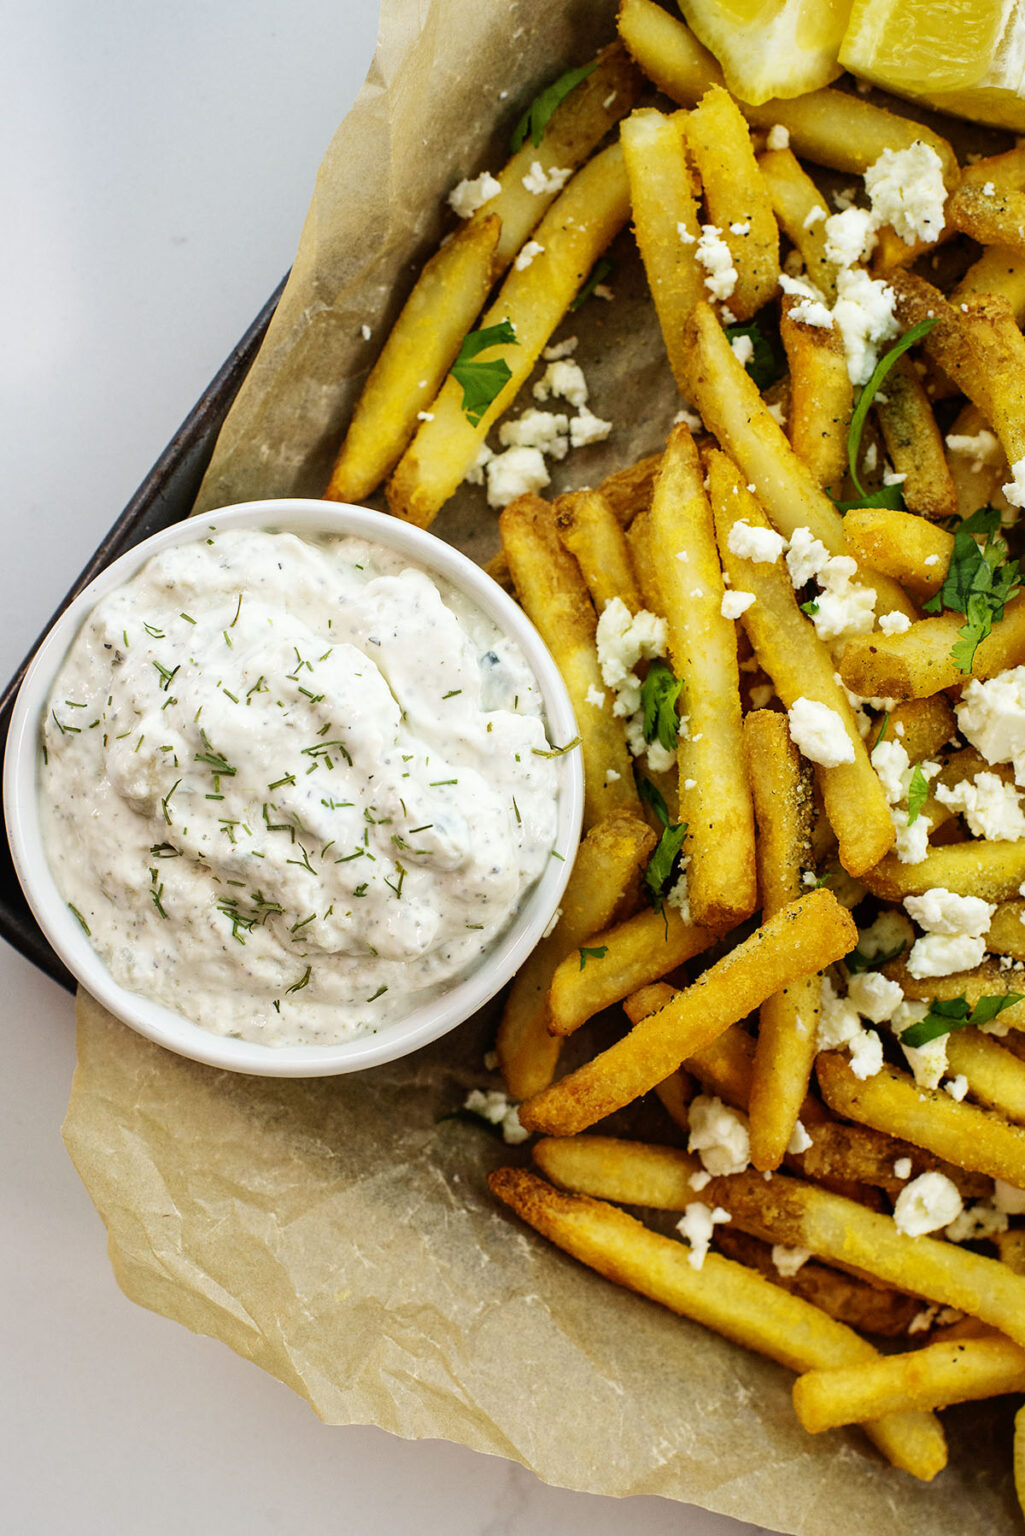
[{"xmin": 63, "ymin": 1, "xmax": 1018, "ymax": 1530}]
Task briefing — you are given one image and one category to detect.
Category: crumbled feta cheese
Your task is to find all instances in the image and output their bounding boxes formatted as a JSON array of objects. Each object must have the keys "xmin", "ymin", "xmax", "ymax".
[
  {"xmin": 944, "ymin": 1074, "xmax": 969, "ymax": 1101},
  {"xmin": 463, "ymin": 443, "xmax": 493, "ymax": 486},
  {"xmin": 603, "ymin": 768, "xmax": 620, "ymax": 785},
  {"xmin": 721, "ymin": 591, "xmax": 756, "ymax": 619},
  {"xmin": 533, "ymin": 358, "xmax": 588, "ymax": 408},
  {"xmin": 690, "ymin": 1168, "xmax": 712, "ymax": 1192},
  {"xmin": 778, "ymin": 271, "xmax": 833, "ymax": 329},
  {"xmin": 785, "ymin": 526, "xmax": 832, "ymax": 588},
  {"xmin": 585, "ymin": 685, "xmax": 605, "ymax": 709},
  {"xmin": 891, "ymin": 997, "xmax": 948, "ymax": 1086},
  {"xmin": 766, "ymin": 124, "xmax": 790, "ymax": 150},
  {"xmin": 871, "ymin": 738, "xmax": 910, "ymax": 802},
  {"xmin": 894, "ymin": 1157, "xmax": 913, "ymax": 1180},
  {"xmin": 595, "ymin": 597, "xmax": 667, "ymax": 718},
  {"xmin": 923, "ymin": 554, "xmax": 940, "ymax": 566},
  {"xmin": 878, "ymin": 610, "xmax": 912, "ymax": 635},
  {"xmin": 543, "ymin": 336, "xmax": 578, "ymax": 361},
  {"xmin": 666, "ymin": 859, "xmax": 692, "ymax": 921},
  {"xmin": 448, "ymin": 171, "xmax": 502, "ymax": 218},
  {"xmin": 730, "ymin": 333, "xmax": 755, "ymax": 368},
  {"xmin": 484, "ymin": 445, "xmax": 550, "ymax": 509},
  {"xmin": 864, "ymin": 441, "xmax": 878, "ymax": 472},
  {"xmin": 727, "ymin": 519, "xmax": 786, "ymax": 563},
  {"xmin": 833, "ymin": 267, "xmax": 900, "ymax": 385},
  {"xmin": 730, "ymin": 220, "xmax": 751, "ymax": 237},
  {"xmin": 592, "ymin": 283, "xmax": 614, "ymax": 302},
  {"xmin": 946, "ymin": 1200, "xmax": 1008, "ymax": 1243},
  {"xmin": 893, "ymin": 1170, "xmax": 963, "ymax": 1236},
  {"xmin": 824, "ymin": 206, "xmax": 877, "ymax": 268},
  {"xmin": 808, "ymin": 555, "xmax": 876, "ymax": 643},
  {"xmin": 360, "ymin": 323, "xmax": 372, "ymax": 341},
  {"xmin": 946, "ymin": 428, "xmax": 1000, "ymax": 472},
  {"xmin": 1003, "ymin": 456, "xmax": 1025, "ymax": 509},
  {"xmin": 788, "ymin": 697, "xmax": 855, "ymax": 767},
  {"xmin": 463, "ymin": 1088, "xmax": 529, "ymax": 1144},
  {"xmin": 677, "ymin": 221, "xmax": 696, "ymax": 245},
  {"xmin": 849, "ymin": 1027, "xmax": 884, "ymax": 1078},
  {"xmin": 787, "ymin": 1119, "xmax": 813, "ymax": 1155},
  {"xmin": 498, "ymin": 409, "xmax": 570, "ymax": 460},
  {"xmin": 833, "ymin": 185, "xmax": 860, "ymax": 211},
  {"xmin": 983, "ymin": 180, "xmax": 996, "ymax": 196},
  {"xmin": 957, "ymin": 667, "xmax": 1025, "ymax": 783},
  {"xmin": 883, "ymin": 469, "xmax": 907, "ymax": 487},
  {"xmin": 847, "ymin": 969, "xmax": 904, "ymax": 1024},
  {"xmin": 514, "ymin": 239, "xmax": 545, "ymax": 271},
  {"xmin": 569, "ymin": 407, "xmax": 612, "ymax": 448},
  {"xmin": 818, "ymin": 975, "xmax": 862, "ymax": 1050},
  {"xmin": 772, "ymin": 1245, "xmax": 810, "ymax": 1278},
  {"xmin": 521, "ymin": 161, "xmax": 572, "ymax": 196},
  {"xmin": 676, "ymin": 1202, "xmax": 731, "ymax": 1270},
  {"xmin": 935, "ymin": 771, "xmax": 1025, "ymax": 840},
  {"xmin": 864, "ymin": 142, "xmax": 947, "ymax": 246},
  {"xmin": 673, "ymin": 405, "xmax": 703, "ymax": 432},
  {"xmin": 904, "ymin": 888, "xmax": 995, "ymax": 938},
  {"xmin": 893, "ymin": 810, "xmax": 932, "ymax": 865},
  {"xmin": 767, "ymin": 401, "xmax": 787, "ymax": 428},
  {"xmin": 803, "ymin": 205, "xmax": 827, "ymax": 230},
  {"xmin": 696, "ymin": 225, "xmax": 738, "ymax": 302},
  {"xmin": 858, "ymin": 910, "xmax": 914, "ymax": 958},
  {"xmin": 688, "ymin": 1095, "xmax": 751, "ymax": 1176},
  {"xmin": 417, "ymin": 410, "xmax": 435, "ymax": 422},
  {"xmin": 906, "ymin": 932, "xmax": 987, "ymax": 978}
]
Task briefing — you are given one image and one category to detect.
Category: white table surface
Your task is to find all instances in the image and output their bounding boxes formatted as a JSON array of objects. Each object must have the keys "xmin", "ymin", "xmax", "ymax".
[{"xmin": 2, "ymin": 5, "xmax": 773, "ymax": 1531}]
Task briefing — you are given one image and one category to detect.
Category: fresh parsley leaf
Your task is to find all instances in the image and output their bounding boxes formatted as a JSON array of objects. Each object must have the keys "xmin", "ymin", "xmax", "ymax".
[
  {"xmin": 637, "ymin": 773, "xmax": 670, "ymax": 829},
  {"xmin": 724, "ymin": 315, "xmax": 784, "ymax": 391},
  {"xmin": 811, "ymin": 872, "xmax": 834, "ymax": 889},
  {"xmin": 906, "ymin": 762, "xmax": 930, "ymax": 826},
  {"xmin": 644, "ymin": 821, "xmax": 688, "ymax": 913},
  {"xmin": 510, "ymin": 61, "xmax": 599, "ymax": 152},
  {"xmin": 640, "ymin": 660, "xmax": 683, "ymax": 754},
  {"xmin": 872, "ymin": 712, "xmax": 890, "ymax": 750},
  {"xmin": 900, "ymin": 991, "xmax": 1024, "ymax": 1049},
  {"xmin": 921, "ymin": 506, "xmax": 1022, "ymax": 673},
  {"xmin": 569, "ymin": 256, "xmax": 613, "ymax": 311},
  {"xmin": 800, "ymin": 597, "xmax": 820, "ymax": 616},
  {"xmin": 831, "ymin": 484, "xmax": 906, "ymax": 514},
  {"xmin": 847, "ymin": 318, "xmax": 938, "ymax": 502},
  {"xmin": 452, "ymin": 320, "xmax": 519, "ymax": 425},
  {"xmin": 579, "ymin": 945, "xmax": 609, "ymax": 970},
  {"xmin": 845, "ymin": 939, "xmax": 906, "ymax": 974}
]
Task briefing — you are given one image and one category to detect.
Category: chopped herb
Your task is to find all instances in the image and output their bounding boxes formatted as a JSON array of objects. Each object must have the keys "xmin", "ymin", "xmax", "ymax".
[
  {"xmin": 50, "ymin": 710, "xmax": 80, "ymax": 735},
  {"xmin": 724, "ymin": 313, "xmax": 785, "ymax": 391},
  {"xmin": 637, "ymin": 773, "xmax": 670, "ymax": 828},
  {"xmin": 512, "ymin": 797, "xmax": 521, "ymax": 826},
  {"xmin": 152, "ymin": 659, "xmax": 179, "ymax": 691},
  {"xmin": 901, "ymin": 992, "xmax": 1024, "ymax": 1049},
  {"xmin": 149, "ymin": 872, "xmax": 168, "ymax": 919},
  {"xmin": 366, "ymin": 985, "xmax": 388, "ymax": 1003},
  {"xmin": 872, "ymin": 712, "xmax": 890, "ymax": 751},
  {"xmin": 221, "ymin": 688, "xmax": 240, "ymax": 704},
  {"xmin": 442, "ymin": 689, "xmax": 462, "ymax": 700},
  {"xmin": 430, "ymin": 778, "xmax": 459, "ymax": 786},
  {"xmin": 195, "ymin": 746, "xmax": 236, "ymax": 777},
  {"xmin": 285, "ymin": 965, "xmax": 312, "ymax": 995},
  {"xmin": 531, "ymin": 735, "xmax": 582, "ymax": 759},
  {"xmin": 297, "ymin": 687, "xmax": 325, "ymax": 702},
  {"xmin": 336, "ymin": 848, "xmax": 364, "ymax": 863},
  {"xmin": 510, "ymin": 60, "xmax": 598, "ymax": 151},
  {"xmin": 268, "ymin": 773, "xmax": 296, "ymax": 790},
  {"xmin": 579, "ymin": 945, "xmax": 609, "ymax": 969},
  {"xmin": 640, "ymin": 661, "xmax": 683, "ymax": 754},
  {"xmin": 228, "ymin": 593, "xmax": 243, "ymax": 627},
  {"xmin": 68, "ymin": 903, "xmax": 91, "ymax": 936},
  {"xmin": 452, "ymin": 320, "xmax": 519, "ymax": 426},
  {"xmin": 161, "ymin": 778, "xmax": 182, "ymax": 826},
  {"xmin": 143, "ymin": 623, "xmax": 165, "ymax": 639},
  {"xmin": 150, "ymin": 842, "xmax": 180, "ymax": 859},
  {"xmin": 287, "ymin": 844, "xmax": 316, "ymax": 875},
  {"xmin": 845, "ymin": 318, "xmax": 938, "ymax": 505},
  {"xmin": 222, "ymin": 630, "xmax": 233, "ymax": 648},
  {"xmin": 800, "ymin": 598, "xmax": 820, "ymax": 616},
  {"xmin": 906, "ymin": 762, "xmax": 930, "ymax": 826},
  {"xmin": 290, "ymin": 913, "xmax": 316, "ymax": 933},
  {"xmin": 353, "ymin": 882, "xmax": 369, "ymax": 897},
  {"xmin": 384, "ymin": 864, "xmax": 407, "ymax": 898},
  {"xmin": 569, "ymin": 255, "xmax": 613, "ymax": 311},
  {"xmin": 408, "ymin": 824, "xmax": 433, "ymax": 835},
  {"xmin": 180, "ymin": 611, "xmax": 196, "ymax": 625},
  {"xmin": 644, "ymin": 821, "xmax": 689, "ymax": 914},
  {"xmin": 922, "ymin": 506, "xmax": 1023, "ymax": 672},
  {"xmin": 302, "ymin": 738, "xmax": 353, "ymax": 767}
]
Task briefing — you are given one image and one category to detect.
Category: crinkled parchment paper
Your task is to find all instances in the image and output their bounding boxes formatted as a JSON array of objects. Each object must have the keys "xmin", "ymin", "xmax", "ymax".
[{"xmin": 64, "ymin": 1, "xmax": 1018, "ymax": 1529}]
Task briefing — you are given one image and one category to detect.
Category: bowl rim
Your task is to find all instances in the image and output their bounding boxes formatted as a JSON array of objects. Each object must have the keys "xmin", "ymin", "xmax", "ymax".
[{"xmin": 4, "ymin": 498, "xmax": 584, "ymax": 1076}]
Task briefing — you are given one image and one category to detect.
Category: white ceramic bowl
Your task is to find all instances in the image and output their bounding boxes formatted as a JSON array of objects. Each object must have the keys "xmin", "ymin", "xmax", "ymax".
[{"xmin": 4, "ymin": 499, "xmax": 584, "ymax": 1076}]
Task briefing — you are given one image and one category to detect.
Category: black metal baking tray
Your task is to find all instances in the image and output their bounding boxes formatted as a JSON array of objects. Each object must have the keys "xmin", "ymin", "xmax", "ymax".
[{"xmin": 0, "ymin": 278, "xmax": 288, "ymax": 990}]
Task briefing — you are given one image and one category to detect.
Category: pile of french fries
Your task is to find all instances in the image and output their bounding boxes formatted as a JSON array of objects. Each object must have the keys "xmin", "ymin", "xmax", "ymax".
[{"xmin": 323, "ymin": 0, "xmax": 1025, "ymax": 1506}]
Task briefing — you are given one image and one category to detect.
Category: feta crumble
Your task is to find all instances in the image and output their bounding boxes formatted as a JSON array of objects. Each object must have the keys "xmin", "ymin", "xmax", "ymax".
[
  {"xmin": 833, "ymin": 267, "xmax": 900, "ymax": 385},
  {"xmin": 935, "ymin": 771, "xmax": 1025, "ymax": 841},
  {"xmin": 894, "ymin": 1157, "xmax": 913, "ymax": 1180},
  {"xmin": 533, "ymin": 358, "xmax": 588, "ymax": 408},
  {"xmin": 1003, "ymin": 456, "xmax": 1025, "ymax": 509},
  {"xmin": 864, "ymin": 142, "xmax": 947, "ymax": 246},
  {"xmin": 448, "ymin": 171, "xmax": 502, "ymax": 218},
  {"xmin": 893, "ymin": 1170, "xmax": 963, "ymax": 1236},
  {"xmin": 878, "ymin": 610, "xmax": 912, "ymax": 635},
  {"xmin": 772, "ymin": 1244, "xmax": 810, "ymax": 1277},
  {"xmin": 695, "ymin": 225, "xmax": 738, "ymax": 302},
  {"xmin": 766, "ymin": 124, "xmax": 790, "ymax": 150},
  {"xmin": 904, "ymin": 887, "xmax": 994, "ymax": 979},
  {"xmin": 957, "ymin": 667, "xmax": 1025, "ymax": 784},
  {"xmin": 463, "ymin": 1088, "xmax": 529, "ymax": 1145},
  {"xmin": 514, "ymin": 239, "xmax": 545, "ymax": 271},
  {"xmin": 688, "ymin": 1095, "xmax": 751, "ymax": 1176},
  {"xmin": 676, "ymin": 1202, "xmax": 731, "ymax": 1270},
  {"xmin": 522, "ymin": 161, "xmax": 572, "ymax": 196},
  {"xmin": 498, "ymin": 409, "xmax": 569, "ymax": 460},
  {"xmin": 787, "ymin": 698, "xmax": 855, "ymax": 766},
  {"xmin": 484, "ymin": 445, "xmax": 549, "ymax": 509},
  {"xmin": 785, "ymin": 526, "xmax": 831, "ymax": 588},
  {"xmin": 727, "ymin": 519, "xmax": 786, "ymax": 563},
  {"xmin": 569, "ymin": 407, "xmax": 612, "ymax": 448},
  {"xmin": 824, "ymin": 206, "xmax": 877, "ymax": 269},
  {"xmin": 730, "ymin": 333, "xmax": 755, "ymax": 368},
  {"xmin": 721, "ymin": 591, "xmax": 756, "ymax": 619}
]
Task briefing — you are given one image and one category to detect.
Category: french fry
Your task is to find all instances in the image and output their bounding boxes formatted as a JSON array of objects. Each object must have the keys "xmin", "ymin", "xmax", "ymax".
[
  {"xmin": 518, "ymin": 889, "xmax": 856, "ymax": 1137},
  {"xmin": 708, "ymin": 452, "xmax": 895, "ymax": 877},
  {"xmin": 744, "ymin": 710, "xmax": 820, "ymax": 1170},
  {"xmin": 999, "ymin": 1230, "xmax": 1025, "ymax": 1275},
  {"xmin": 547, "ymin": 906, "xmax": 715, "ymax": 1036},
  {"xmin": 620, "ymin": 107, "xmax": 704, "ymax": 393},
  {"xmin": 684, "ymin": 86, "xmax": 780, "ymax": 323},
  {"xmin": 780, "ymin": 293, "xmax": 852, "ymax": 494},
  {"xmin": 951, "ymin": 246, "xmax": 1025, "ymax": 325},
  {"xmin": 872, "ymin": 356, "xmax": 958, "ymax": 521},
  {"xmin": 387, "ymin": 143, "xmax": 631, "ymax": 526},
  {"xmin": 499, "ymin": 494, "xmax": 639, "ymax": 829},
  {"xmin": 839, "ymin": 597, "xmax": 1025, "ymax": 701},
  {"xmin": 554, "ymin": 489, "xmax": 643, "ymax": 615},
  {"xmin": 841, "ymin": 507, "xmax": 951, "ymax": 602},
  {"xmin": 945, "ymin": 1029, "xmax": 1025, "ymax": 1125},
  {"xmin": 987, "ymin": 900, "xmax": 1025, "ymax": 961},
  {"xmin": 687, "ymin": 302, "xmax": 916, "ymax": 621},
  {"xmin": 624, "ymin": 507, "xmax": 663, "ymax": 613},
  {"xmin": 862, "ymin": 839, "xmax": 1025, "ymax": 904},
  {"xmin": 757, "ymin": 147, "xmax": 836, "ymax": 301},
  {"xmin": 617, "ymin": 0, "xmax": 958, "ymax": 185},
  {"xmin": 793, "ymin": 1333, "xmax": 1025, "ymax": 1434},
  {"xmin": 960, "ymin": 145, "xmax": 1025, "ymax": 192},
  {"xmin": 686, "ymin": 1025, "xmax": 758, "ymax": 1111},
  {"xmin": 325, "ymin": 216, "xmax": 502, "ymax": 502},
  {"xmin": 944, "ymin": 401, "xmax": 1008, "ymax": 518},
  {"xmin": 885, "ymin": 696, "xmax": 957, "ymax": 764},
  {"xmin": 649, "ymin": 426, "xmax": 757, "ymax": 928},
  {"xmin": 947, "ymin": 182, "xmax": 1025, "ymax": 257},
  {"xmin": 789, "ymin": 1118, "xmax": 991, "ymax": 1203},
  {"xmin": 483, "ymin": 549, "xmax": 515, "ymax": 594},
  {"xmin": 598, "ymin": 451, "xmax": 664, "ymax": 526},
  {"xmin": 653, "ymin": 1069, "xmax": 693, "ymax": 1132},
  {"xmin": 893, "ymin": 957, "xmax": 1025, "ymax": 1031},
  {"xmin": 496, "ymin": 811, "xmax": 655, "ymax": 1101},
  {"xmin": 490, "ymin": 1164, "xmax": 947, "ymax": 1480},
  {"xmin": 817, "ymin": 1052, "xmax": 1025, "ymax": 1190}
]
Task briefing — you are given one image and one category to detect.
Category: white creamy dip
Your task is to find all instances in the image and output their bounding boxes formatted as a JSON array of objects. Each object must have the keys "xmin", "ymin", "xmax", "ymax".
[{"xmin": 40, "ymin": 528, "xmax": 561, "ymax": 1045}]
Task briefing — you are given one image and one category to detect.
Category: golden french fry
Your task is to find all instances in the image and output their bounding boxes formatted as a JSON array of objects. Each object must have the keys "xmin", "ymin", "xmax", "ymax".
[
  {"xmin": 885, "ymin": 696, "xmax": 958, "ymax": 763},
  {"xmin": 839, "ymin": 596, "xmax": 1025, "ymax": 701},
  {"xmin": 387, "ymin": 143, "xmax": 630, "ymax": 526},
  {"xmin": 841, "ymin": 507, "xmax": 951, "ymax": 602},
  {"xmin": 649, "ymin": 426, "xmax": 757, "ymax": 928},
  {"xmin": 951, "ymin": 245, "xmax": 1025, "ymax": 325},
  {"xmin": 496, "ymin": 810, "xmax": 655, "ymax": 1101},
  {"xmin": 1000, "ymin": 1230, "xmax": 1025, "ymax": 1275},
  {"xmin": 708, "ymin": 451, "xmax": 895, "ymax": 877},
  {"xmin": 758, "ymin": 147, "xmax": 836, "ymax": 301},
  {"xmin": 490, "ymin": 1164, "xmax": 946, "ymax": 1480},
  {"xmin": 893, "ymin": 957, "xmax": 1025, "ymax": 1031},
  {"xmin": 500, "ymin": 494, "xmax": 638, "ymax": 829},
  {"xmin": 780, "ymin": 293, "xmax": 852, "ymax": 493},
  {"xmin": 325, "ymin": 216, "xmax": 501, "ymax": 502},
  {"xmin": 944, "ymin": 400, "xmax": 1008, "ymax": 518},
  {"xmin": 519, "ymin": 889, "xmax": 856, "ymax": 1137},
  {"xmin": 945, "ymin": 1029, "xmax": 1025, "ymax": 1125},
  {"xmin": 948, "ymin": 183, "xmax": 1025, "ymax": 256},
  {"xmin": 862, "ymin": 839, "xmax": 1025, "ymax": 904},
  {"xmin": 817, "ymin": 1051, "xmax": 1025, "ymax": 1190},
  {"xmin": 988, "ymin": 901, "xmax": 1025, "ymax": 960},
  {"xmin": 684, "ymin": 86, "xmax": 779, "ymax": 323},
  {"xmin": 617, "ymin": 0, "xmax": 958, "ymax": 184},
  {"xmin": 793, "ymin": 1333, "xmax": 1025, "ymax": 1433},
  {"xmin": 598, "ymin": 451, "xmax": 664, "ymax": 526},
  {"xmin": 625, "ymin": 507, "xmax": 663, "ymax": 613},
  {"xmin": 960, "ymin": 145, "xmax": 1025, "ymax": 191},
  {"xmin": 620, "ymin": 107, "xmax": 704, "ymax": 392},
  {"xmin": 790, "ymin": 1117, "xmax": 991, "ymax": 1203},
  {"xmin": 872, "ymin": 356, "xmax": 958, "ymax": 521},
  {"xmin": 483, "ymin": 550, "xmax": 515, "ymax": 594},
  {"xmin": 547, "ymin": 906, "xmax": 715, "ymax": 1036},
  {"xmin": 744, "ymin": 710, "xmax": 820, "ymax": 1171},
  {"xmin": 554, "ymin": 489, "xmax": 642, "ymax": 616}
]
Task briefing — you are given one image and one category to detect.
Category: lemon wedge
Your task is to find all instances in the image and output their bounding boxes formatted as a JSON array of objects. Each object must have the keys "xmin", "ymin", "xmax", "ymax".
[
  {"xmin": 839, "ymin": 0, "xmax": 1025, "ymax": 131},
  {"xmin": 677, "ymin": 0, "xmax": 852, "ymax": 103}
]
